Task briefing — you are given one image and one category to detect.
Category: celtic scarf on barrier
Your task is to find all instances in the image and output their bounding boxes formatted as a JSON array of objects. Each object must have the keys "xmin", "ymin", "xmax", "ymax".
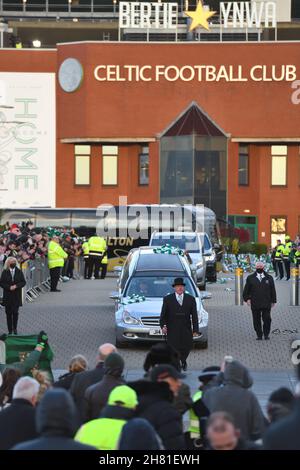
[{"xmin": 5, "ymin": 335, "xmax": 54, "ymax": 381}]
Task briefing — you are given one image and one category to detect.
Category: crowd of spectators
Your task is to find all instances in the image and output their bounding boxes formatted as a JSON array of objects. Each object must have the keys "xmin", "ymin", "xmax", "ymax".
[
  {"xmin": 0, "ymin": 221, "xmax": 84, "ymax": 277},
  {"xmin": 0, "ymin": 342, "xmax": 299, "ymax": 451}
]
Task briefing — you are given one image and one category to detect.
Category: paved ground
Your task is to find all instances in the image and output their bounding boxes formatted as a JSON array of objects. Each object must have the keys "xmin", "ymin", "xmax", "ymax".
[
  {"xmin": 1, "ymin": 271, "xmax": 299, "ymax": 408},
  {"xmin": 2, "ymin": 272, "xmax": 298, "ymax": 369}
]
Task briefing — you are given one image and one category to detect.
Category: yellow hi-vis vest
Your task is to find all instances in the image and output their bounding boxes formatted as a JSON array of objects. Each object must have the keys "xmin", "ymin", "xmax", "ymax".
[
  {"xmin": 294, "ymin": 250, "xmax": 300, "ymax": 265},
  {"xmin": 75, "ymin": 417, "xmax": 127, "ymax": 450},
  {"xmin": 47, "ymin": 240, "xmax": 68, "ymax": 269},
  {"xmin": 188, "ymin": 390, "xmax": 202, "ymax": 438},
  {"xmin": 283, "ymin": 241, "xmax": 293, "ymax": 258},
  {"xmin": 88, "ymin": 237, "xmax": 106, "ymax": 257},
  {"xmin": 275, "ymin": 244, "xmax": 285, "ymax": 260},
  {"xmin": 82, "ymin": 242, "xmax": 89, "ymax": 258},
  {"xmin": 101, "ymin": 254, "xmax": 108, "ymax": 264}
]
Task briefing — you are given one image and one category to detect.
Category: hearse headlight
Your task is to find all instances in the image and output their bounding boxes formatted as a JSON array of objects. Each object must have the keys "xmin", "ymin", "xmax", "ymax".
[{"xmin": 123, "ymin": 310, "xmax": 140, "ymax": 325}]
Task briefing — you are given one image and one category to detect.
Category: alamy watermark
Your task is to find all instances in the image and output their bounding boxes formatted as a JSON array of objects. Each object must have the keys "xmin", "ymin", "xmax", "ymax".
[
  {"xmin": 291, "ymin": 339, "xmax": 300, "ymax": 365},
  {"xmin": 95, "ymin": 196, "xmax": 206, "ymax": 244},
  {"xmin": 291, "ymin": 80, "xmax": 300, "ymax": 104}
]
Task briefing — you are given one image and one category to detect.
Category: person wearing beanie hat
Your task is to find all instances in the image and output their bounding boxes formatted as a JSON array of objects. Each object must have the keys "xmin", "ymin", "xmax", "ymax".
[
  {"xmin": 75, "ymin": 385, "xmax": 137, "ymax": 450},
  {"xmin": 84, "ymin": 353, "xmax": 125, "ymax": 422}
]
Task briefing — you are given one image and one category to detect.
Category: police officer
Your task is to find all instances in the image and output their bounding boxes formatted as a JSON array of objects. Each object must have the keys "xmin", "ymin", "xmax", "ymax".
[
  {"xmin": 81, "ymin": 238, "xmax": 89, "ymax": 279},
  {"xmin": 47, "ymin": 234, "xmax": 68, "ymax": 292},
  {"xmin": 274, "ymin": 239, "xmax": 285, "ymax": 280},
  {"xmin": 294, "ymin": 245, "xmax": 300, "ymax": 267},
  {"xmin": 100, "ymin": 251, "xmax": 108, "ymax": 280},
  {"xmin": 87, "ymin": 234, "xmax": 107, "ymax": 279},
  {"xmin": 283, "ymin": 235, "xmax": 293, "ymax": 280}
]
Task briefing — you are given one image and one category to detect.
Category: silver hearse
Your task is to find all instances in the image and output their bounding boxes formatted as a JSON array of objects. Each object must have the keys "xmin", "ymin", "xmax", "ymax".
[{"xmin": 111, "ymin": 247, "xmax": 209, "ymax": 349}]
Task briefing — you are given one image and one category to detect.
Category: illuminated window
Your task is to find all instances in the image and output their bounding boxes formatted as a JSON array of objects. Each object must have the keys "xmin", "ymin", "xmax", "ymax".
[
  {"xmin": 139, "ymin": 146, "xmax": 149, "ymax": 185},
  {"xmin": 75, "ymin": 145, "xmax": 91, "ymax": 185},
  {"xmin": 271, "ymin": 216, "xmax": 287, "ymax": 247},
  {"xmin": 102, "ymin": 146, "xmax": 118, "ymax": 185},
  {"xmin": 238, "ymin": 144, "xmax": 249, "ymax": 186},
  {"xmin": 271, "ymin": 146, "xmax": 287, "ymax": 186}
]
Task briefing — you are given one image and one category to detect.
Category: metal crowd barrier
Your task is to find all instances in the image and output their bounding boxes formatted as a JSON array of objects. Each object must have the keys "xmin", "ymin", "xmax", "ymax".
[
  {"xmin": 21, "ymin": 258, "xmax": 51, "ymax": 303},
  {"xmin": 0, "ymin": 256, "xmax": 85, "ymax": 304}
]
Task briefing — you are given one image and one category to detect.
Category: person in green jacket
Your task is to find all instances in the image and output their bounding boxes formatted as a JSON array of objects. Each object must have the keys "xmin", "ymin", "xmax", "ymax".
[
  {"xmin": 75, "ymin": 385, "xmax": 138, "ymax": 450},
  {"xmin": 47, "ymin": 235, "xmax": 68, "ymax": 292},
  {"xmin": 0, "ymin": 331, "xmax": 48, "ymax": 377},
  {"xmin": 294, "ymin": 245, "xmax": 300, "ymax": 267}
]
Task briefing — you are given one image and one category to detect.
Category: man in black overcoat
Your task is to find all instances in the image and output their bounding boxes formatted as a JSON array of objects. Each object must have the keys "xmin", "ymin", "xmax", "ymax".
[
  {"xmin": 0, "ymin": 257, "xmax": 26, "ymax": 335},
  {"xmin": 243, "ymin": 261, "xmax": 277, "ymax": 340},
  {"xmin": 160, "ymin": 277, "xmax": 199, "ymax": 371}
]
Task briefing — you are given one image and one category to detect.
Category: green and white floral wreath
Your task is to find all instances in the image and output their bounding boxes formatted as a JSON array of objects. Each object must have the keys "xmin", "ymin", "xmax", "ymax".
[
  {"xmin": 153, "ymin": 244, "xmax": 185, "ymax": 256},
  {"xmin": 121, "ymin": 294, "xmax": 146, "ymax": 305}
]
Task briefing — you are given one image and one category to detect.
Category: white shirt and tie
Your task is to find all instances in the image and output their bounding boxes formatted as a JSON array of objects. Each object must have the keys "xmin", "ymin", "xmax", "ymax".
[
  {"xmin": 10, "ymin": 268, "xmax": 15, "ymax": 282},
  {"xmin": 256, "ymin": 272, "xmax": 265, "ymax": 283},
  {"xmin": 175, "ymin": 293, "xmax": 184, "ymax": 306}
]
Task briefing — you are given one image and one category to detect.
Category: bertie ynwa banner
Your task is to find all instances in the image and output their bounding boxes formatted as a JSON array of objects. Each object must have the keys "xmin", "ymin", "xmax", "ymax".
[{"xmin": 0, "ymin": 73, "xmax": 56, "ymax": 208}]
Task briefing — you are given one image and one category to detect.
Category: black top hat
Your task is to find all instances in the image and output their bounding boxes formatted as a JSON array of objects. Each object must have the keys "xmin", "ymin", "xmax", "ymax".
[{"xmin": 172, "ymin": 277, "xmax": 186, "ymax": 287}]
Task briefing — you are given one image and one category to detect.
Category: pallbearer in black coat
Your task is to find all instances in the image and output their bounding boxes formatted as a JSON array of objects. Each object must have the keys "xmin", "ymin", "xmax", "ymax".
[
  {"xmin": 160, "ymin": 277, "xmax": 199, "ymax": 371},
  {"xmin": 243, "ymin": 261, "xmax": 277, "ymax": 341},
  {"xmin": 0, "ymin": 257, "xmax": 26, "ymax": 335}
]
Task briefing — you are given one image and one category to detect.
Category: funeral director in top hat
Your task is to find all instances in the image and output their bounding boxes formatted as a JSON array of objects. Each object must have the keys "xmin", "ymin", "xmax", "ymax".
[{"xmin": 160, "ymin": 277, "xmax": 199, "ymax": 371}]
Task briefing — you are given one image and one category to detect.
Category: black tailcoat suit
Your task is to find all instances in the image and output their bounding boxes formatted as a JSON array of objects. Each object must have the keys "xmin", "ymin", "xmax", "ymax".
[{"xmin": 160, "ymin": 293, "xmax": 199, "ymax": 363}]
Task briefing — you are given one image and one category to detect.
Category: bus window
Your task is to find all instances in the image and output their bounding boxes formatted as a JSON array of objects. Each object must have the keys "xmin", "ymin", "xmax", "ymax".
[
  {"xmin": 0, "ymin": 211, "xmax": 37, "ymax": 226},
  {"xmin": 71, "ymin": 210, "xmax": 97, "ymax": 228},
  {"xmin": 36, "ymin": 211, "xmax": 71, "ymax": 228}
]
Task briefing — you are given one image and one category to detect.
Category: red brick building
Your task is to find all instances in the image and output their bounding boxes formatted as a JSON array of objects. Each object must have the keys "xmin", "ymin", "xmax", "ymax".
[{"xmin": 1, "ymin": 41, "xmax": 300, "ymax": 245}]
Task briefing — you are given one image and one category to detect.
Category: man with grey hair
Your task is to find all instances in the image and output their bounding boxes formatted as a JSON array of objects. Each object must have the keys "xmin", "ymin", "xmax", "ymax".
[
  {"xmin": 0, "ymin": 376, "xmax": 39, "ymax": 449},
  {"xmin": 0, "ymin": 256, "xmax": 26, "ymax": 334},
  {"xmin": 243, "ymin": 261, "xmax": 277, "ymax": 340},
  {"xmin": 70, "ymin": 343, "xmax": 116, "ymax": 422}
]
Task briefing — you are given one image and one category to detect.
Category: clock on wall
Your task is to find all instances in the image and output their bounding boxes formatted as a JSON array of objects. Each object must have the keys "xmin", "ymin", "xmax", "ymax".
[{"xmin": 58, "ymin": 58, "xmax": 84, "ymax": 93}]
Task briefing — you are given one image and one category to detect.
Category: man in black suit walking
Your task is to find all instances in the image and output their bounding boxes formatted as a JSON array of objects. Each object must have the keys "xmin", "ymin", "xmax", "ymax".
[
  {"xmin": 160, "ymin": 277, "xmax": 199, "ymax": 371},
  {"xmin": 243, "ymin": 261, "xmax": 277, "ymax": 341},
  {"xmin": 0, "ymin": 257, "xmax": 26, "ymax": 335}
]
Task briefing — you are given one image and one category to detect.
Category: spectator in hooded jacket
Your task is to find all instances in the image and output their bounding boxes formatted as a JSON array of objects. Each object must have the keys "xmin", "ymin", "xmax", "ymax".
[
  {"xmin": 12, "ymin": 388, "xmax": 95, "ymax": 450},
  {"xmin": 0, "ymin": 376, "xmax": 39, "ymax": 450},
  {"xmin": 203, "ymin": 357, "xmax": 265, "ymax": 441},
  {"xmin": 118, "ymin": 418, "xmax": 162, "ymax": 450},
  {"xmin": 129, "ymin": 364, "xmax": 185, "ymax": 450},
  {"xmin": 84, "ymin": 352, "xmax": 125, "ymax": 422}
]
